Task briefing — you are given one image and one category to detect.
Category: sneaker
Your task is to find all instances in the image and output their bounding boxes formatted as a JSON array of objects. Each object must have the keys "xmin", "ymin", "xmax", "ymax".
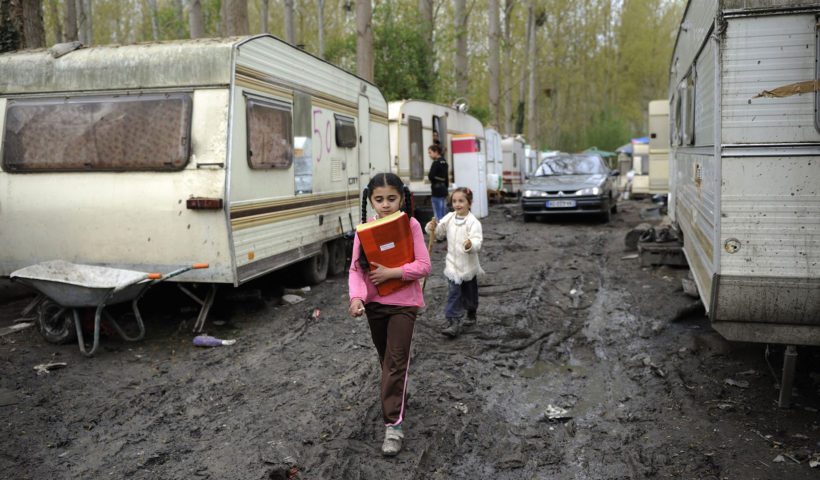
[
  {"xmin": 382, "ymin": 425, "xmax": 404, "ymax": 456},
  {"xmin": 441, "ymin": 317, "xmax": 461, "ymax": 337},
  {"xmin": 462, "ymin": 311, "xmax": 476, "ymax": 327}
]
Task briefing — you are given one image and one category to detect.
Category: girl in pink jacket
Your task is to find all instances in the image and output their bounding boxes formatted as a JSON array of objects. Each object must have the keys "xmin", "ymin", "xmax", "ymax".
[{"xmin": 348, "ymin": 172, "xmax": 431, "ymax": 456}]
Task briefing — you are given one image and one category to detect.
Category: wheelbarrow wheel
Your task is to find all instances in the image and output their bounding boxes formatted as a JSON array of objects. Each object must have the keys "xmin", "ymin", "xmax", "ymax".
[{"xmin": 37, "ymin": 300, "xmax": 77, "ymax": 345}]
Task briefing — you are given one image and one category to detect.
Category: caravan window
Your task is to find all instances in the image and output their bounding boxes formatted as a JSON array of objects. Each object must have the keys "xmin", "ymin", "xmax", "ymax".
[
  {"xmin": 2, "ymin": 94, "xmax": 191, "ymax": 172},
  {"xmin": 683, "ymin": 73, "xmax": 695, "ymax": 145},
  {"xmin": 293, "ymin": 92, "xmax": 313, "ymax": 194},
  {"xmin": 673, "ymin": 84, "xmax": 683, "ymax": 146},
  {"xmin": 246, "ymin": 94, "xmax": 293, "ymax": 169},
  {"xmin": 335, "ymin": 115, "xmax": 357, "ymax": 148}
]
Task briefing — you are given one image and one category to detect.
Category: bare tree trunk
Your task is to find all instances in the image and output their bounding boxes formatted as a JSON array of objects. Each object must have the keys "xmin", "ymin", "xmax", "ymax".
[
  {"xmin": 284, "ymin": 0, "xmax": 294, "ymax": 44},
  {"xmin": 418, "ymin": 0, "xmax": 434, "ymax": 84},
  {"xmin": 453, "ymin": 0, "xmax": 468, "ymax": 97},
  {"xmin": 147, "ymin": 0, "xmax": 159, "ymax": 40},
  {"xmin": 48, "ymin": 0, "xmax": 62, "ymax": 43},
  {"xmin": 188, "ymin": 0, "xmax": 204, "ymax": 38},
  {"xmin": 76, "ymin": 0, "xmax": 87, "ymax": 44},
  {"xmin": 515, "ymin": 2, "xmax": 533, "ymax": 134},
  {"xmin": 81, "ymin": 0, "xmax": 91, "ymax": 43},
  {"xmin": 488, "ymin": 0, "xmax": 500, "ymax": 128},
  {"xmin": 21, "ymin": 0, "xmax": 45, "ymax": 48},
  {"xmin": 316, "ymin": 0, "xmax": 325, "ymax": 57},
  {"xmin": 502, "ymin": 0, "xmax": 514, "ymax": 134},
  {"xmin": 527, "ymin": 22, "xmax": 537, "ymax": 147},
  {"xmin": 63, "ymin": 0, "xmax": 76, "ymax": 41},
  {"xmin": 356, "ymin": 0, "xmax": 373, "ymax": 81},
  {"xmin": 260, "ymin": 0, "xmax": 268, "ymax": 33},
  {"xmin": 223, "ymin": 0, "xmax": 249, "ymax": 36}
]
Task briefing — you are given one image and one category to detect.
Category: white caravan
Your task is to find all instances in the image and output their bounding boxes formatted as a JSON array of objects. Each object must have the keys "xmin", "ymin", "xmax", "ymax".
[
  {"xmin": 501, "ymin": 136, "xmax": 526, "ymax": 196},
  {"xmin": 648, "ymin": 100, "xmax": 670, "ymax": 195},
  {"xmin": 387, "ymin": 100, "xmax": 485, "ymax": 220},
  {"xmin": 668, "ymin": 1, "xmax": 820, "ymax": 353},
  {"xmin": 484, "ymin": 128, "xmax": 503, "ymax": 192},
  {"xmin": 0, "ymin": 35, "xmax": 390, "ymax": 295}
]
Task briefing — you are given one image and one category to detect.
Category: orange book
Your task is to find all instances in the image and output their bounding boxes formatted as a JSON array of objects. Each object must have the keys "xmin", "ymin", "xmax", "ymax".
[{"xmin": 356, "ymin": 211, "xmax": 416, "ymax": 296}]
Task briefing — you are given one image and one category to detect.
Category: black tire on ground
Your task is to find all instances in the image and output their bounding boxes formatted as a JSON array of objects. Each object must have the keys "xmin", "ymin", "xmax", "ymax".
[
  {"xmin": 600, "ymin": 203, "xmax": 612, "ymax": 223},
  {"xmin": 327, "ymin": 239, "xmax": 347, "ymax": 276},
  {"xmin": 523, "ymin": 213, "xmax": 534, "ymax": 223},
  {"xmin": 37, "ymin": 300, "xmax": 77, "ymax": 345},
  {"xmin": 299, "ymin": 243, "xmax": 329, "ymax": 285}
]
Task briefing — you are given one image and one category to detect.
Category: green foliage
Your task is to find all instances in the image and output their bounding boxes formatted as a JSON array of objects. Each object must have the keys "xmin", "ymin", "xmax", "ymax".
[
  {"xmin": 155, "ymin": 4, "xmax": 187, "ymax": 40},
  {"xmin": 201, "ymin": 0, "xmax": 222, "ymax": 37},
  {"xmin": 579, "ymin": 107, "xmax": 632, "ymax": 153},
  {"xmin": 371, "ymin": 2, "xmax": 436, "ymax": 102},
  {"xmin": 466, "ymin": 104, "xmax": 489, "ymax": 126},
  {"xmin": 324, "ymin": 33, "xmax": 356, "ymax": 74}
]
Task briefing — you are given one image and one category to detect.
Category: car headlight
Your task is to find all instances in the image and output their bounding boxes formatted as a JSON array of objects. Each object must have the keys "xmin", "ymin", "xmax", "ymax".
[
  {"xmin": 575, "ymin": 187, "xmax": 601, "ymax": 195},
  {"xmin": 523, "ymin": 189, "xmax": 547, "ymax": 198}
]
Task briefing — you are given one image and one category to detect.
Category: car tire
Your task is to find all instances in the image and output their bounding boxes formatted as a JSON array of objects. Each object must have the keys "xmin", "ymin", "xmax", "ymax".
[
  {"xmin": 523, "ymin": 213, "xmax": 534, "ymax": 223},
  {"xmin": 600, "ymin": 201, "xmax": 612, "ymax": 223}
]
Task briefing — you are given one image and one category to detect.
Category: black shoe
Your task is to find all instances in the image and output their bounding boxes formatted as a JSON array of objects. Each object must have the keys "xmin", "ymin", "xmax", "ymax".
[
  {"xmin": 441, "ymin": 317, "xmax": 461, "ymax": 337},
  {"xmin": 462, "ymin": 311, "xmax": 476, "ymax": 327}
]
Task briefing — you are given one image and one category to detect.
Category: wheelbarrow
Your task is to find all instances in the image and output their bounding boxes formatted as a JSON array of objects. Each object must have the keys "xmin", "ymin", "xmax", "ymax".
[{"xmin": 10, "ymin": 260, "xmax": 209, "ymax": 356}]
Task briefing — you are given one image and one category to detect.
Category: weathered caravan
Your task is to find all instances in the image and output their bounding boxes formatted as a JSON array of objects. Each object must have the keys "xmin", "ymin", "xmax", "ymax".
[
  {"xmin": 647, "ymin": 100, "xmax": 670, "ymax": 195},
  {"xmin": 501, "ymin": 136, "xmax": 526, "ymax": 196},
  {"xmin": 0, "ymin": 35, "xmax": 390, "ymax": 295},
  {"xmin": 387, "ymin": 100, "xmax": 485, "ymax": 221},
  {"xmin": 668, "ymin": 0, "xmax": 820, "ymax": 359}
]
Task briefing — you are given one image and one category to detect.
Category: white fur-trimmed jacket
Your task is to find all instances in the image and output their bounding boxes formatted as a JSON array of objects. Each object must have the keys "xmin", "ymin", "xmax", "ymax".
[{"xmin": 425, "ymin": 211, "xmax": 484, "ymax": 284}]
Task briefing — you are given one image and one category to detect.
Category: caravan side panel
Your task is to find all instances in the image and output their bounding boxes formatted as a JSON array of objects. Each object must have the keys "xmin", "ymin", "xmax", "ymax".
[
  {"xmin": 713, "ymin": 11, "xmax": 820, "ymax": 333},
  {"xmin": 722, "ymin": 14, "xmax": 817, "ymax": 144}
]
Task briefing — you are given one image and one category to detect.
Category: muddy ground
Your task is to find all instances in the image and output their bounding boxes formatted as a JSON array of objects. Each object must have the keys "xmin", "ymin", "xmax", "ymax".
[{"xmin": 1, "ymin": 198, "xmax": 819, "ymax": 480}]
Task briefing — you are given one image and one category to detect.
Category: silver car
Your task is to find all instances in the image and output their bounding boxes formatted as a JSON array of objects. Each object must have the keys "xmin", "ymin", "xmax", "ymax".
[{"xmin": 520, "ymin": 153, "xmax": 619, "ymax": 222}]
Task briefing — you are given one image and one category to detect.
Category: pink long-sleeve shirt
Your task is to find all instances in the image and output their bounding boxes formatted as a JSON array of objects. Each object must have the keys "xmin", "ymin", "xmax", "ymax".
[{"xmin": 348, "ymin": 215, "xmax": 431, "ymax": 307}]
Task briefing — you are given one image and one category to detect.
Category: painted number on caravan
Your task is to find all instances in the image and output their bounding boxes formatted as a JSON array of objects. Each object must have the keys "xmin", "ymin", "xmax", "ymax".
[{"xmin": 312, "ymin": 109, "xmax": 333, "ymax": 162}]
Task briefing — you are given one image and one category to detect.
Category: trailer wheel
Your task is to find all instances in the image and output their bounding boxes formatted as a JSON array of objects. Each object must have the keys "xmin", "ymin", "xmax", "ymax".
[
  {"xmin": 299, "ymin": 243, "xmax": 329, "ymax": 285},
  {"xmin": 327, "ymin": 239, "xmax": 347, "ymax": 277},
  {"xmin": 37, "ymin": 300, "xmax": 77, "ymax": 345}
]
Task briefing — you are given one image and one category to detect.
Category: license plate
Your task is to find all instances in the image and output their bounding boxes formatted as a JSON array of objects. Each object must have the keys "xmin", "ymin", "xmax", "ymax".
[{"xmin": 546, "ymin": 200, "xmax": 576, "ymax": 208}]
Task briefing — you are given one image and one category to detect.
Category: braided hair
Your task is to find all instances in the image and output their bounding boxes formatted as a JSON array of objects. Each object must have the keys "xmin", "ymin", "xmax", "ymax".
[{"xmin": 357, "ymin": 173, "xmax": 412, "ymax": 270}]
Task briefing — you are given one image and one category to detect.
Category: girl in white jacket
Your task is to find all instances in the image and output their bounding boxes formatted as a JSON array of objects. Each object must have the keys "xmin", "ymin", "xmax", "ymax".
[{"xmin": 425, "ymin": 187, "xmax": 484, "ymax": 337}]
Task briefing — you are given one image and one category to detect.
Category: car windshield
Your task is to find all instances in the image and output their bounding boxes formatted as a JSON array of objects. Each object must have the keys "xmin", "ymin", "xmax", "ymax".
[{"xmin": 534, "ymin": 155, "xmax": 607, "ymax": 176}]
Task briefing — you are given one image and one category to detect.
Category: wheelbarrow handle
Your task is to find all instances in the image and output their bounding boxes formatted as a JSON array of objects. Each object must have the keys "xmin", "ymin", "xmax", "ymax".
[
  {"xmin": 147, "ymin": 273, "xmax": 162, "ymax": 280},
  {"xmin": 193, "ymin": 263, "xmax": 209, "ymax": 269}
]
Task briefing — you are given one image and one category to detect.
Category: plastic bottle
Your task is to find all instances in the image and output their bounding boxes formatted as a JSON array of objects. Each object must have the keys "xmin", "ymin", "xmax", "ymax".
[{"xmin": 193, "ymin": 335, "xmax": 236, "ymax": 347}]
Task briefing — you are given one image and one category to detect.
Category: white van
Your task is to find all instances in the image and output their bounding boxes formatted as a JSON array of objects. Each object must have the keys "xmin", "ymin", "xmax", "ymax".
[
  {"xmin": 668, "ymin": 1, "xmax": 820, "ymax": 347},
  {"xmin": 0, "ymin": 35, "xmax": 390, "ymax": 294}
]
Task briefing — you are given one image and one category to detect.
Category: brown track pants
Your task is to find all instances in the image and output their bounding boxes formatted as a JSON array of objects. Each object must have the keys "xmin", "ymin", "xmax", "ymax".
[{"xmin": 364, "ymin": 302, "xmax": 418, "ymax": 426}]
